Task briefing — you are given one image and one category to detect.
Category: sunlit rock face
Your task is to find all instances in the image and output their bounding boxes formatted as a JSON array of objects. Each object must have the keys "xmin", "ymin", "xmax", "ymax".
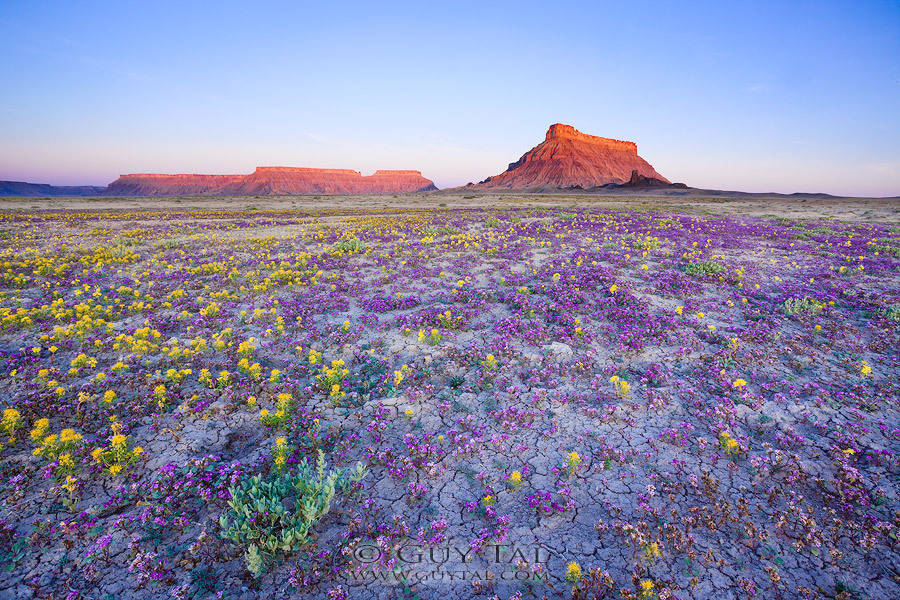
[
  {"xmin": 105, "ymin": 174, "xmax": 245, "ymax": 196},
  {"xmin": 222, "ymin": 167, "xmax": 437, "ymax": 194},
  {"xmin": 470, "ymin": 123, "xmax": 669, "ymax": 190},
  {"xmin": 106, "ymin": 168, "xmax": 437, "ymax": 195}
]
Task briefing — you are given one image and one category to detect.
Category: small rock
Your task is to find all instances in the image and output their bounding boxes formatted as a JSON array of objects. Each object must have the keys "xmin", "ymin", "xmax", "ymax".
[{"xmin": 547, "ymin": 342, "xmax": 573, "ymax": 357}]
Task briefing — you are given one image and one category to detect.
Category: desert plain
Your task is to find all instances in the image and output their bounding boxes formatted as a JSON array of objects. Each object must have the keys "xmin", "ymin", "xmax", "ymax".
[{"xmin": 0, "ymin": 192, "xmax": 897, "ymax": 600}]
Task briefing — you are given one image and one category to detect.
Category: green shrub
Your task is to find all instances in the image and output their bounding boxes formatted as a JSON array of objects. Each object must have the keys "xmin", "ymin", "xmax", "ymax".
[
  {"xmin": 789, "ymin": 225, "xmax": 834, "ymax": 240},
  {"xmin": 631, "ymin": 237, "xmax": 661, "ymax": 250},
  {"xmin": 684, "ymin": 260, "xmax": 725, "ymax": 277},
  {"xmin": 331, "ymin": 238, "xmax": 367, "ymax": 255},
  {"xmin": 108, "ymin": 244, "xmax": 139, "ymax": 261},
  {"xmin": 484, "ymin": 217, "xmax": 501, "ymax": 228},
  {"xmin": 219, "ymin": 451, "xmax": 366, "ymax": 576},
  {"xmin": 155, "ymin": 239, "xmax": 182, "ymax": 250},
  {"xmin": 783, "ymin": 297, "xmax": 824, "ymax": 316},
  {"xmin": 422, "ymin": 225, "xmax": 459, "ymax": 236},
  {"xmin": 870, "ymin": 239, "xmax": 900, "ymax": 257}
]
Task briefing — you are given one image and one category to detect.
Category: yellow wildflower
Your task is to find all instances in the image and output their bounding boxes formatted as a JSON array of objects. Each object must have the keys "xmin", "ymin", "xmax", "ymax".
[
  {"xmin": 565, "ymin": 561, "xmax": 582, "ymax": 582},
  {"xmin": 566, "ymin": 451, "xmax": 582, "ymax": 472}
]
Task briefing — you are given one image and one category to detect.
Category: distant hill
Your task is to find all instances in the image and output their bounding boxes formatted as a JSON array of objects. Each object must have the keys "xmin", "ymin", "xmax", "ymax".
[
  {"xmin": 1, "ymin": 167, "xmax": 437, "ymax": 197},
  {"xmin": 106, "ymin": 167, "xmax": 437, "ymax": 196},
  {"xmin": 0, "ymin": 181, "xmax": 105, "ymax": 197}
]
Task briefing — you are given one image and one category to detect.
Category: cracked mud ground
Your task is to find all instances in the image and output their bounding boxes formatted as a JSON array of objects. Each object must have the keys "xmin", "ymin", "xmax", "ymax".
[{"xmin": 0, "ymin": 195, "xmax": 897, "ymax": 600}]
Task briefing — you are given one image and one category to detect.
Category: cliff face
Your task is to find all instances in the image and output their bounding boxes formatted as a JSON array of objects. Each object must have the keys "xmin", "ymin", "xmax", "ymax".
[
  {"xmin": 106, "ymin": 174, "xmax": 245, "ymax": 196},
  {"xmin": 471, "ymin": 123, "xmax": 668, "ymax": 189},
  {"xmin": 221, "ymin": 167, "xmax": 437, "ymax": 195},
  {"xmin": 106, "ymin": 167, "xmax": 437, "ymax": 196}
]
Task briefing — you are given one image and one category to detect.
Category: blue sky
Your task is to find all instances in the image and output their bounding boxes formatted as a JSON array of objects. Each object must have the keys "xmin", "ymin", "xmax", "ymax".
[{"xmin": 1, "ymin": 0, "xmax": 898, "ymax": 195}]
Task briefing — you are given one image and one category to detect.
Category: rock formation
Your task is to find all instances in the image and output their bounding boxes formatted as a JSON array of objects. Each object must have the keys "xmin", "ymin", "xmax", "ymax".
[
  {"xmin": 614, "ymin": 169, "xmax": 686, "ymax": 189},
  {"xmin": 469, "ymin": 123, "xmax": 668, "ymax": 190},
  {"xmin": 106, "ymin": 167, "xmax": 437, "ymax": 196},
  {"xmin": 106, "ymin": 174, "xmax": 245, "ymax": 196},
  {"xmin": 220, "ymin": 167, "xmax": 436, "ymax": 195},
  {"xmin": 0, "ymin": 181, "xmax": 105, "ymax": 197}
]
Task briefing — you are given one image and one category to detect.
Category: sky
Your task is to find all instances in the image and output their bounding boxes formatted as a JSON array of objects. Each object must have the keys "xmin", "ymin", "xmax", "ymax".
[{"xmin": 1, "ymin": 0, "xmax": 898, "ymax": 196}]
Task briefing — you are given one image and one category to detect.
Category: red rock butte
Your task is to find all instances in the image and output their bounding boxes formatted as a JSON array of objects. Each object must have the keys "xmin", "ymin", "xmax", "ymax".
[
  {"xmin": 106, "ymin": 167, "xmax": 437, "ymax": 196},
  {"xmin": 470, "ymin": 123, "xmax": 669, "ymax": 189}
]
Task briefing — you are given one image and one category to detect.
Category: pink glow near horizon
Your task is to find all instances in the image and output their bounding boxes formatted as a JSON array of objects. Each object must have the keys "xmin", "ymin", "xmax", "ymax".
[{"xmin": 1, "ymin": 2, "xmax": 897, "ymax": 197}]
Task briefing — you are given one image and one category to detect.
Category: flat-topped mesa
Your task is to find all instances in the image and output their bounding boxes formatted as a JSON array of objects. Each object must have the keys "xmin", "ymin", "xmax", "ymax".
[
  {"xmin": 107, "ymin": 173, "xmax": 245, "ymax": 196},
  {"xmin": 115, "ymin": 173, "xmax": 244, "ymax": 178},
  {"xmin": 252, "ymin": 167, "xmax": 361, "ymax": 176},
  {"xmin": 371, "ymin": 170, "xmax": 425, "ymax": 176},
  {"xmin": 230, "ymin": 167, "xmax": 436, "ymax": 194},
  {"xmin": 105, "ymin": 166, "xmax": 437, "ymax": 195},
  {"xmin": 469, "ymin": 122, "xmax": 668, "ymax": 190},
  {"xmin": 545, "ymin": 123, "xmax": 638, "ymax": 154}
]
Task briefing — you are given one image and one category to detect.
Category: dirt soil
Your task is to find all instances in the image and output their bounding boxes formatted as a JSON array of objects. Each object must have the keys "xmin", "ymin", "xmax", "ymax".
[{"xmin": 0, "ymin": 194, "xmax": 897, "ymax": 600}]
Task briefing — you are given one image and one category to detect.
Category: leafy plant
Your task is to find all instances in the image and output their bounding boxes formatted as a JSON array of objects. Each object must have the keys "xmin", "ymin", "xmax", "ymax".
[
  {"xmin": 789, "ymin": 224, "xmax": 834, "ymax": 240},
  {"xmin": 683, "ymin": 260, "xmax": 725, "ymax": 277},
  {"xmin": 422, "ymin": 225, "xmax": 458, "ymax": 236},
  {"xmin": 219, "ymin": 451, "xmax": 366, "ymax": 577},
  {"xmin": 155, "ymin": 238, "xmax": 183, "ymax": 249},
  {"xmin": 188, "ymin": 565, "xmax": 220, "ymax": 598},
  {"xmin": 783, "ymin": 297, "xmax": 823, "ymax": 316},
  {"xmin": 870, "ymin": 239, "xmax": 900, "ymax": 256},
  {"xmin": 331, "ymin": 238, "xmax": 367, "ymax": 255},
  {"xmin": 0, "ymin": 522, "xmax": 29, "ymax": 572},
  {"xmin": 631, "ymin": 237, "xmax": 661, "ymax": 250}
]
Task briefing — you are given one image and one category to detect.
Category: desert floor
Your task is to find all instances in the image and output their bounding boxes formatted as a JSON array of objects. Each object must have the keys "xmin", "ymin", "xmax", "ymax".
[
  {"xmin": 0, "ymin": 194, "xmax": 897, "ymax": 600},
  {"xmin": 1, "ymin": 192, "xmax": 898, "ymax": 223}
]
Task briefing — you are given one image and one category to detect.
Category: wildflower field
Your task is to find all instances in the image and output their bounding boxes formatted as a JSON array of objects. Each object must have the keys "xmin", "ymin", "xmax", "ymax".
[{"xmin": 0, "ymin": 204, "xmax": 897, "ymax": 600}]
